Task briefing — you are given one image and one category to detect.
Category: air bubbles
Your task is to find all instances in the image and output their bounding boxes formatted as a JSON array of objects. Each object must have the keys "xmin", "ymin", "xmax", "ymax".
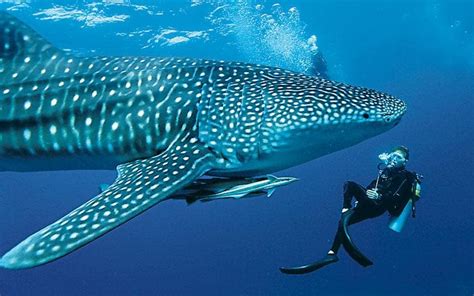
[{"xmin": 207, "ymin": 2, "xmax": 314, "ymax": 73}]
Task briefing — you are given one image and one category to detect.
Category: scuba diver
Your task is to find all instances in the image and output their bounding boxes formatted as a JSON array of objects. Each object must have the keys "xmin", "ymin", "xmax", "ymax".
[
  {"xmin": 307, "ymin": 35, "xmax": 329, "ymax": 79},
  {"xmin": 280, "ymin": 146, "xmax": 422, "ymax": 274},
  {"xmin": 310, "ymin": 51, "xmax": 329, "ymax": 79}
]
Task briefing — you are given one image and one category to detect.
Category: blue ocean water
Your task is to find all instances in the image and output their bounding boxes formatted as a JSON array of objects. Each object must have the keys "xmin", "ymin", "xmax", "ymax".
[{"xmin": 0, "ymin": 0, "xmax": 473, "ymax": 295}]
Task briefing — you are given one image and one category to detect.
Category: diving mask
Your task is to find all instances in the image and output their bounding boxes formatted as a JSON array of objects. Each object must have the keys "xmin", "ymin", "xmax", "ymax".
[{"xmin": 378, "ymin": 151, "xmax": 406, "ymax": 168}]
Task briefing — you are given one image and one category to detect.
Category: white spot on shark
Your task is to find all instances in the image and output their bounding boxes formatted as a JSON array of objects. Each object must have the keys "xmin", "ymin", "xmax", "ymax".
[
  {"xmin": 23, "ymin": 129, "xmax": 31, "ymax": 140},
  {"xmin": 24, "ymin": 101, "xmax": 31, "ymax": 110}
]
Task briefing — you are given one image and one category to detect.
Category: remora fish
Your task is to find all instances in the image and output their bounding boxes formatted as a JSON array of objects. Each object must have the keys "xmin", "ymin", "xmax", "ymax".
[
  {"xmin": 0, "ymin": 12, "xmax": 406, "ymax": 269},
  {"xmin": 173, "ymin": 175, "xmax": 299, "ymax": 204}
]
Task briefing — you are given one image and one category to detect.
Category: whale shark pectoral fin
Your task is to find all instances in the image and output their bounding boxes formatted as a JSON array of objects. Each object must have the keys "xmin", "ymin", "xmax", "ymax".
[{"xmin": 0, "ymin": 137, "xmax": 216, "ymax": 269}]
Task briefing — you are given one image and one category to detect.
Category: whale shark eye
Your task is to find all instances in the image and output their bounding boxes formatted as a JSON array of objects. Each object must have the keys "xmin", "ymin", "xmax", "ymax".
[{"xmin": 362, "ymin": 113, "xmax": 369, "ymax": 119}]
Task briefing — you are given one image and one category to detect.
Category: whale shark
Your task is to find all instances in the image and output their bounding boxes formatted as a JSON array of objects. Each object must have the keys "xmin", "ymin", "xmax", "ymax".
[{"xmin": 0, "ymin": 12, "xmax": 406, "ymax": 269}]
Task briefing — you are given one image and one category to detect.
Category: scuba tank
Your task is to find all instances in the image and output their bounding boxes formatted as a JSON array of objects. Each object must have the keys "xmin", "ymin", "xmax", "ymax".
[
  {"xmin": 388, "ymin": 173, "xmax": 422, "ymax": 233},
  {"xmin": 388, "ymin": 199, "xmax": 413, "ymax": 232}
]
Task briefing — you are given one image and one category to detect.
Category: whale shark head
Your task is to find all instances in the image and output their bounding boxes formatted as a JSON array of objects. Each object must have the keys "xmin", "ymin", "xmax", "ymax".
[
  {"xmin": 256, "ymin": 74, "xmax": 407, "ymax": 169},
  {"xmin": 199, "ymin": 66, "xmax": 407, "ymax": 177}
]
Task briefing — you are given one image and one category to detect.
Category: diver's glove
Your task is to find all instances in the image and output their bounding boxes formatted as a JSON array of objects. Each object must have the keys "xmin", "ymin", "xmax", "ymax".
[{"xmin": 366, "ymin": 189, "xmax": 380, "ymax": 200}]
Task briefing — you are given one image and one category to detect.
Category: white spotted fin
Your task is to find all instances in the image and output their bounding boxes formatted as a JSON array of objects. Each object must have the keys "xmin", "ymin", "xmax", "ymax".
[{"xmin": 0, "ymin": 137, "xmax": 216, "ymax": 269}]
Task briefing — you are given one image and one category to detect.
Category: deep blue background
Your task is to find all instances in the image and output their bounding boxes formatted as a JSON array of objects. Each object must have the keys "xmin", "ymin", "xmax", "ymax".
[{"xmin": 1, "ymin": 1, "xmax": 473, "ymax": 295}]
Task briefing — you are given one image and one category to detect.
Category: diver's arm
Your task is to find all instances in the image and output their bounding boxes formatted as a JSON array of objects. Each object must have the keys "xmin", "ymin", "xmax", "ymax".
[{"xmin": 366, "ymin": 179, "xmax": 377, "ymax": 189}]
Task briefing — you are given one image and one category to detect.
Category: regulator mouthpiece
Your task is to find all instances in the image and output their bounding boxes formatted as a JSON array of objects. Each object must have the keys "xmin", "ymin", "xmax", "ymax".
[{"xmin": 378, "ymin": 152, "xmax": 390, "ymax": 164}]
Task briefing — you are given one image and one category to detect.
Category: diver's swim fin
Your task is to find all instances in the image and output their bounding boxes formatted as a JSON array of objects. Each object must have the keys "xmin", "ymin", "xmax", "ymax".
[
  {"xmin": 341, "ymin": 209, "xmax": 373, "ymax": 267},
  {"xmin": 279, "ymin": 254, "xmax": 339, "ymax": 274}
]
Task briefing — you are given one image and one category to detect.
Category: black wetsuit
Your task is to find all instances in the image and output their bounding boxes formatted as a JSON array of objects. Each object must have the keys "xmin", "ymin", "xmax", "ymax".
[
  {"xmin": 330, "ymin": 167, "xmax": 416, "ymax": 253},
  {"xmin": 310, "ymin": 52, "xmax": 329, "ymax": 79}
]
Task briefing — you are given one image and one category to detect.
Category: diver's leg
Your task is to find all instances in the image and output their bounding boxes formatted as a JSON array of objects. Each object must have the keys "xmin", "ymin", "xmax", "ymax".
[
  {"xmin": 280, "ymin": 209, "xmax": 370, "ymax": 274},
  {"xmin": 279, "ymin": 186, "xmax": 374, "ymax": 275},
  {"xmin": 329, "ymin": 209, "xmax": 369, "ymax": 254},
  {"xmin": 343, "ymin": 181, "xmax": 367, "ymax": 209},
  {"xmin": 340, "ymin": 206, "xmax": 386, "ymax": 267},
  {"xmin": 332, "ymin": 182, "xmax": 371, "ymax": 253}
]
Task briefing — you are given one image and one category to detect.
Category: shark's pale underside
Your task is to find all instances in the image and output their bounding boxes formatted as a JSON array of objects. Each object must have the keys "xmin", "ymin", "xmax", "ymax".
[{"xmin": 0, "ymin": 12, "xmax": 406, "ymax": 269}]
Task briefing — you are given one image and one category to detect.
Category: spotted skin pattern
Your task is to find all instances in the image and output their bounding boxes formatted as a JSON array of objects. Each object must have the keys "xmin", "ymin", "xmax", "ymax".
[
  {"xmin": 0, "ymin": 12, "xmax": 406, "ymax": 268},
  {"xmin": 0, "ymin": 136, "xmax": 216, "ymax": 269}
]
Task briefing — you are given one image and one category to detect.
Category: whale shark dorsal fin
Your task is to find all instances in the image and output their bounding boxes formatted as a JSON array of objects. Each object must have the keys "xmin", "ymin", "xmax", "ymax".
[
  {"xmin": 0, "ymin": 12, "xmax": 66, "ymax": 87},
  {"xmin": 0, "ymin": 12, "xmax": 61, "ymax": 60},
  {"xmin": 0, "ymin": 136, "xmax": 218, "ymax": 269}
]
